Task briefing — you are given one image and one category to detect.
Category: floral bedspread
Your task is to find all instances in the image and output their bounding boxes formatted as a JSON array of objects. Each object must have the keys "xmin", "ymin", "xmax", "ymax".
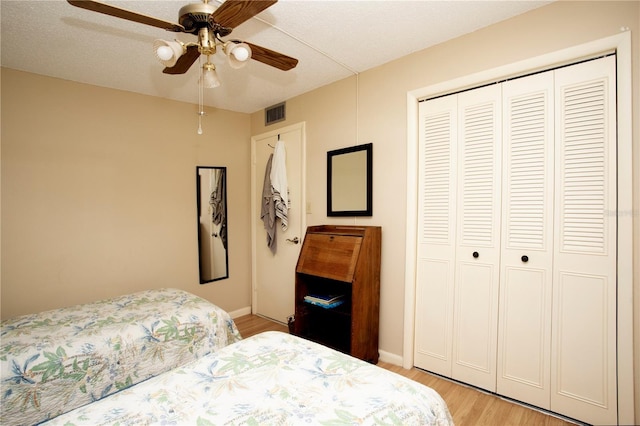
[
  {"xmin": 42, "ymin": 331, "xmax": 454, "ymax": 426},
  {"xmin": 0, "ymin": 288, "xmax": 241, "ymax": 425}
]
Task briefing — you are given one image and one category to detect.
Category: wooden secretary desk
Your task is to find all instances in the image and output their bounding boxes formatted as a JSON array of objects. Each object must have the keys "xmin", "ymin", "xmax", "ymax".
[{"xmin": 293, "ymin": 225, "xmax": 381, "ymax": 363}]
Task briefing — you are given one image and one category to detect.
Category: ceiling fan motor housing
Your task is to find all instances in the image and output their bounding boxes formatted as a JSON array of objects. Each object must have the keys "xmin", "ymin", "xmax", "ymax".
[{"xmin": 179, "ymin": 2, "xmax": 231, "ymax": 37}]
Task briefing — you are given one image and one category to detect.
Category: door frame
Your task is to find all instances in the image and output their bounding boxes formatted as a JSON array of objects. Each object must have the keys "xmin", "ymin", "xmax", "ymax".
[
  {"xmin": 250, "ymin": 121, "xmax": 307, "ymax": 319},
  {"xmin": 403, "ymin": 32, "xmax": 633, "ymax": 423}
]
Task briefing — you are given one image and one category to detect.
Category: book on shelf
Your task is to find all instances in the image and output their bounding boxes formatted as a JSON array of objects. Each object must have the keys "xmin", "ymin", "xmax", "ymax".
[
  {"xmin": 304, "ymin": 293, "xmax": 344, "ymax": 304},
  {"xmin": 304, "ymin": 294, "xmax": 345, "ymax": 308}
]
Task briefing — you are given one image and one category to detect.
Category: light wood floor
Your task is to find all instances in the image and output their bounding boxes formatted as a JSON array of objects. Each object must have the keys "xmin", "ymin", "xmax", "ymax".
[{"xmin": 234, "ymin": 314, "xmax": 578, "ymax": 426}]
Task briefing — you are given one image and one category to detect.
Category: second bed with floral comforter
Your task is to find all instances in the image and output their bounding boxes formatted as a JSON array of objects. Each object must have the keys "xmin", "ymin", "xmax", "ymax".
[
  {"xmin": 0, "ymin": 288, "xmax": 241, "ymax": 425},
  {"xmin": 43, "ymin": 331, "xmax": 453, "ymax": 426}
]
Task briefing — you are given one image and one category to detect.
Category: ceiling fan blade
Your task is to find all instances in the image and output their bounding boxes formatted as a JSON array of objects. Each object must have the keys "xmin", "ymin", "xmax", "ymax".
[
  {"xmin": 246, "ymin": 42, "xmax": 298, "ymax": 71},
  {"xmin": 67, "ymin": 0, "xmax": 185, "ymax": 32},
  {"xmin": 163, "ymin": 45, "xmax": 201, "ymax": 74},
  {"xmin": 212, "ymin": 0, "xmax": 277, "ymax": 29}
]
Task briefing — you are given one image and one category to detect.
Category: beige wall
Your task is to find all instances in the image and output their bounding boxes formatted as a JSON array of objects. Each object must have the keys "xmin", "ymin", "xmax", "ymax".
[
  {"xmin": 250, "ymin": 0, "xmax": 639, "ymax": 419},
  {"xmin": 1, "ymin": 69, "xmax": 252, "ymax": 318}
]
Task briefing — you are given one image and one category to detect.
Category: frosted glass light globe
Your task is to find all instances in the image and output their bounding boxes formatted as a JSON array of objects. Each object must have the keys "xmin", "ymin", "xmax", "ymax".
[
  {"xmin": 156, "ymin": 45, "xmax": 174, "ymax": 61},
  {"xmin": 202, "ymin": 67, "xmax": 221, "ymax": 89},
  {"xmin": 232, "ymin": 47, "xmax": 250, "ymax": 62}
]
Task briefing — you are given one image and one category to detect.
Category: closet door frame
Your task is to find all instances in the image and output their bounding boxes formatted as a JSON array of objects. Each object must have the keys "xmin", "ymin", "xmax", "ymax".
[{"xmin": 403, "ymin": 32, "xmax": 634, "ymax": 424}]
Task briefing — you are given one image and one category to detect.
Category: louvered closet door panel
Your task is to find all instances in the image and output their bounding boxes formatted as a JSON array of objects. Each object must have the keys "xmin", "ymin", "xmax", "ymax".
[
  {"xmin": 414, "ymin": 94, "xmax": 458, "ymax": 376},
  {"xmin": 451, "ymin": 84, "xmax": 501, "ymax": 392},
  {"xmin": 497, "ymin": 71, "xmax": 554, "ymax": 409},
  {"xmin": 551, "ymin": 56, "xmax": 617, "ymax": 426}
]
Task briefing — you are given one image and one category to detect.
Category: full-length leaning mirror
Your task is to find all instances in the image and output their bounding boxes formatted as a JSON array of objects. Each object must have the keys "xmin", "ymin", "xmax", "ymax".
[
  {"xmin": 197, "ymin": 166, "xmax": 229, "ymax": 283},
  {"xmin": 327, "ymin": 143, "xmax": 373, "ymax": 216}
]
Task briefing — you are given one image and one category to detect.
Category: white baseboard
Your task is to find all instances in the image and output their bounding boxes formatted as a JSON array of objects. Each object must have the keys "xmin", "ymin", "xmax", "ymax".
[
  {"xmin": 229, "ymin": 306, "xmax": 251, "ymax": 319},
  {"xmin": 378, "ymin": 349, "xmax": 403, "ymax": 366}
]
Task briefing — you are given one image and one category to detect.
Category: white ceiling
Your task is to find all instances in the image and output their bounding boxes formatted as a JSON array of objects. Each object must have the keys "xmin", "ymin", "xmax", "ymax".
[{"xmin": 1, "ymin": 0, "xmax": 550, "ymax": 114}]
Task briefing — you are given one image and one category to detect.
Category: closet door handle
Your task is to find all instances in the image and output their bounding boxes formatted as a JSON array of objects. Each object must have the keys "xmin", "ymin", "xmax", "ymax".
[
  {"xmin": 521, "ymin": 255, "xmax": 529, "ymax": 263},
  {"xmin": 472, "ymin": 251, "xmax": 479, "ymax": 258}
]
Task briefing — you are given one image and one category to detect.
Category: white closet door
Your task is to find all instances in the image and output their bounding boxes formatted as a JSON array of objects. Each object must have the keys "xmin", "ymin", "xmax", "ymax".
[
  {"xmin": 497, "ymin": 71, "xmax": 554, "ymax": 408},
  {"xmin": 451, "ymin": 85, "xmax": 502, "ymax": 392},
  {"xmin": 414, "ymin": 95, "xmax": 458, "ymax": 376},
  {"xmin": 551, "ymin": 56, "xmax": 617, "ymax": 425}
]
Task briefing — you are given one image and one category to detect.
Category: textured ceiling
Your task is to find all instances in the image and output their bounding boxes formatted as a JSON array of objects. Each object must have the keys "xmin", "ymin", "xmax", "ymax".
[{"xmin": 1, "ymin": 0, "xmax": 550, "ymax": 114}]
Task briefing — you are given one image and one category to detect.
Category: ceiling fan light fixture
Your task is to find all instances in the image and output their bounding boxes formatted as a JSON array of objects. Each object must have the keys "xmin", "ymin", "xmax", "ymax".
[
  {"xmin": 153, "ymin": 39, "xmax": 186, "ymax": 67},
  {"xmin": 224, "ymin": 42, "xmax": 252, "ymax": 69},
  {"xmin": 202, "ymin": 62, "xmax": 221, "ymax": 89}
]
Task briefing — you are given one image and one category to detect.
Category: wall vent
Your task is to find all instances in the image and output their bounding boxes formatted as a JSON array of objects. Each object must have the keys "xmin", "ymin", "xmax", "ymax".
[{"xmin": 265, "ymin": 102, "xmax": 286, "ymax": 126}]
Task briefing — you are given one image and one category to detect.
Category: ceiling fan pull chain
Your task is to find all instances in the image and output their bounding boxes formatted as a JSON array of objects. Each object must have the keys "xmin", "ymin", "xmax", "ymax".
[{"xmin": 197, "ymin": 57, "xmax": 204, "ymax": 135}]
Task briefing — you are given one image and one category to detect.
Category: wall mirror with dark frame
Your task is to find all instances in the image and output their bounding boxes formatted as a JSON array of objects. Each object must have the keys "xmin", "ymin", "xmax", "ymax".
[
  {"xmin": 327, "ymin": 143, "xmax": 373, "ymax": 216},
  {"xmin": 197, "ymin": 166, "xmax": 229, "ymax": 283}
]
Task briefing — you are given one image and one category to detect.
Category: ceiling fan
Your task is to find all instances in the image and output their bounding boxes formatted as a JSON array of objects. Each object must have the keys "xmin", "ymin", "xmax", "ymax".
[{"xmin": 67, "ymin": 0, "xmax": 298, "ymax": 87}]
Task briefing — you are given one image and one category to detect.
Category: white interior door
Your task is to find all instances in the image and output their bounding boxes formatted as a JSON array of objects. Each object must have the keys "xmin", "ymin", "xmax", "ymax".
[
  {"xmin": 551, "ymin": 56, "xmax": 617, "ymax": 425},
  {"xmin": 497, "ymin": 70, "xmax": 554, "ymax": 408},
  {"xmin": 451, "ymin": 84, "xmax": 502, "ymax": 392},
  {"xmin": 251, "ymin": 122, "xmax": 305, "ymax": 324},
  {"xmin": 414, "ymin": 94, "xmax": 458, "ymax": 376}
]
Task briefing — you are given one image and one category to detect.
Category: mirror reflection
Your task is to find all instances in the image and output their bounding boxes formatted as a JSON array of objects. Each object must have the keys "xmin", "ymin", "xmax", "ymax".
[
  {"xmin": 197, "ymin": 166, "xmax": 229, "ymax": 283},
  {"xmin": 327, "ymin": 143, "xmax": 373, "ymax": 216}
]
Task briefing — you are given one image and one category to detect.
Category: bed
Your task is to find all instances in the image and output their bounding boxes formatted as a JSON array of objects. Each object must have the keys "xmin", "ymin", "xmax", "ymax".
[
  {"xmin": 1, "ymin": 288, "xmax": 241, "ymax": 425},
  {"xmin": 42, "ymin": 331, "xmax": 453, "ymax": 425}
]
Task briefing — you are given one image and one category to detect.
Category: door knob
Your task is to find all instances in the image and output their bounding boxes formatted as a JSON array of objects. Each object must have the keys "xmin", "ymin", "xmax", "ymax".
[
  {"xmin": 286, "ymin": 237, "xmax": 300, "ymax": 244},
  {"xmin": 472, "ymin": 251, "xmax": 479, "ymax": 258}
]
